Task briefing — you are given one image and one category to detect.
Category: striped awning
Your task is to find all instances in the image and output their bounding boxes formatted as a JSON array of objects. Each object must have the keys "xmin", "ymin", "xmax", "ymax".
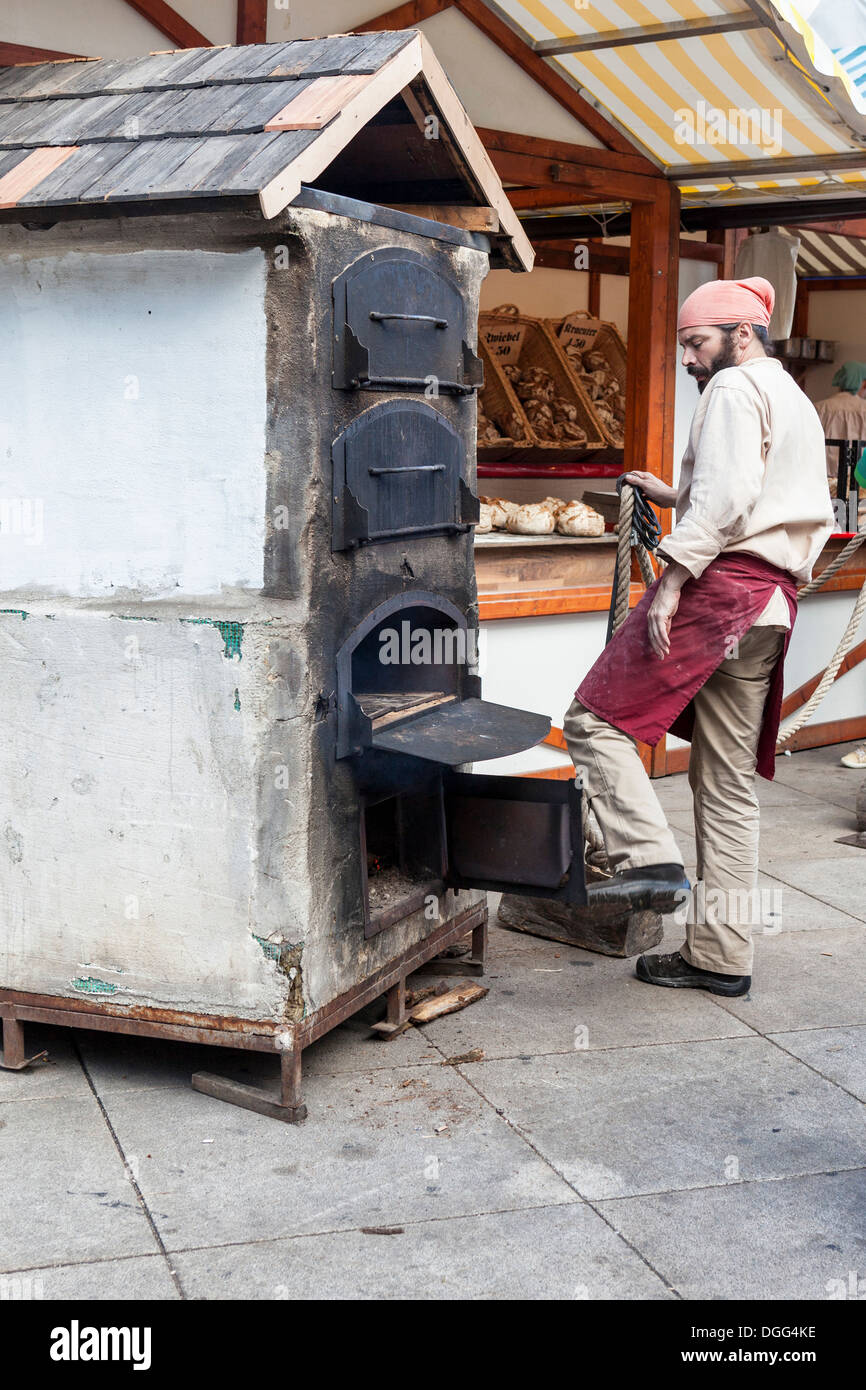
[
  {"xmin": 794, "ymin": 226, "xmax": 866, "ymax": 275},
  {"xmin": 769, "ymin": 0, "xmax": 866, "ymax": 116},
  {"xmin": 492, "ymin": 0, "xmax": 866, "ymax": 206}
]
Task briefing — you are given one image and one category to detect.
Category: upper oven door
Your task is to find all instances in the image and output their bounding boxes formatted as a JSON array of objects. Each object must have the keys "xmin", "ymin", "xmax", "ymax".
[
  {"xmin": 332, "ymin": 248, "xmax": 483, "ymax": 395},
  {"xmin": 332, "ymin": 400, "xmax": 478, "ymax": 551}
]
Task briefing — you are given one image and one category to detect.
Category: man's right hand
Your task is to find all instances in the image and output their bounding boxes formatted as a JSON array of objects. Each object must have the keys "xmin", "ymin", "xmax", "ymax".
[{"xmin": 623, "ymin": 471, "xmax": 677, "ymax": 509}]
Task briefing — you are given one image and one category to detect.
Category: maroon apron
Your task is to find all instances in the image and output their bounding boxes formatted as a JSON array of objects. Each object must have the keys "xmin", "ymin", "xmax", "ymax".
[{"xmin": 576, "ymin": 553, "xmax": 798, "ymax": 780}]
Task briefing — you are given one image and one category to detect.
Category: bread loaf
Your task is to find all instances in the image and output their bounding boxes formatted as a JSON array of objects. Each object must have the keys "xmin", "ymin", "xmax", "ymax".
[
  {"xmin": 479, "ymin": 495, "xmax": 517, "ymax": 529},
  {"xmin": 505, "ymin": 503, "xmax": 556, "ymax": 535},
  {"xmin": 501, "ymin": 363, "xmax": 588, "ymax": 445},
  {"xmin": 562, "ymin": 341, "xmax": 625, "ymax": 447},
  {"xmin": 555, "ymin": 499, "xmax": 605, "ymax": 537}
]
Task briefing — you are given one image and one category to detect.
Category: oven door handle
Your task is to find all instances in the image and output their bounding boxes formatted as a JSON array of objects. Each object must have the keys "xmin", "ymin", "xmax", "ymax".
[
  {"xmin": 367, "ymin": 464, "xmax": 446, "ymax": 476},
  {"xmin": 369, "ymin": 311, "xmax": 448, "ymax": 329}
]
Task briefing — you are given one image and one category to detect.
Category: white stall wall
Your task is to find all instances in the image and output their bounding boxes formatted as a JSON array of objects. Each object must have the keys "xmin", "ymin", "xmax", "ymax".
[
  {"xmin": 803, "ymin": 290, "xmax": 866, "ymax": 404},
  {"xmin": 477, "ymin": 611, "xmax": 609, "ymax": 775},
  {"xmin": 0, "ymin": 247, "xmax": 268, "ymax": 600}
]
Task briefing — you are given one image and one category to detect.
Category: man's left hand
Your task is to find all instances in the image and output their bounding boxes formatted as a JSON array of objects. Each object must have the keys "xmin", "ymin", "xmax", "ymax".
[{"xmin": 647, "ymin": 564, "xmax": 690, "ymax": 659}]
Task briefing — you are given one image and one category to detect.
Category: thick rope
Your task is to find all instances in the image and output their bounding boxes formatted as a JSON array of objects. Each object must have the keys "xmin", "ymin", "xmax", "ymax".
[
  {"xmin": 636, "ymin": 544, "xmax": 657, "ymax": 590},
  {"xmin": 612, "ymin": 483, "xmax": 635, "ymax": 635},
  {"xmin": 795, "ymin": 529, "xmax": 866, "ymax": 598},
  {"xmin": 777, "ymin": 544, "xmax": 866, "ymax": 745},
  {"xmin": 612, "ymin": 481, "xmax": 662, "ymax": 635}
]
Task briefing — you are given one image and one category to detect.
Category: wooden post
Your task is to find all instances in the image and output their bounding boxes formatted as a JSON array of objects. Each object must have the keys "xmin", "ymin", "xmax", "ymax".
[
  {"xmin": 708, "ymin": 227, "xmax": 741, "ymax": 279},
  {"xmin": 625, "ymin": 184, "xmax": 680, "ymax": 510},
  {"xmin": 793, "ymin": 279, "xmax": 809, "ymax": 337},
  {"xmin": 625, "ymin": 184, "xmax": 680, "ymax": 779},
  {"xmin": 588, "ymin": 236, "xmax": 602, "ymax": 316}
]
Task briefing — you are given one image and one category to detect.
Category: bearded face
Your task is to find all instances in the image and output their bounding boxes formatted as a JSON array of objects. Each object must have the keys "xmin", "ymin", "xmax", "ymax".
[{"xmin": 679, "ymin": 326, "xmax": 740, "ymax": 393}]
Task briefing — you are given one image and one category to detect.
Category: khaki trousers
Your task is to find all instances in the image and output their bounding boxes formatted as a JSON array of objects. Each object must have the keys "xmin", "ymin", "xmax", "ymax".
[{"xmin": 563, "ymin": 624, "xmax": 785, "ymax": 975}]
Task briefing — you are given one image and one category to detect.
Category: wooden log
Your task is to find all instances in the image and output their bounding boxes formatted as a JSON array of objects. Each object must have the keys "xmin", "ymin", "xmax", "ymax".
[
  {"xmin": 408, "ymin": 982, "xmax": 488, "ymax": 1024},
  {"xmin": 497, "ymin": 894, "xmax": 663, "ymax": 958}
]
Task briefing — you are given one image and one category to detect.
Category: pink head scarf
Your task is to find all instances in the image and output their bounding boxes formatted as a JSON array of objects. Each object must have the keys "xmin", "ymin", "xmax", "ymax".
[{"xmin": 677, "ymin": 276, "xmax": 775, "ymax": 333}]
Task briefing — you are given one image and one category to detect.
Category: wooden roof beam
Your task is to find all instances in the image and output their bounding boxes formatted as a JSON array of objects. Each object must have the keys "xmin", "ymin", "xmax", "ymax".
[
  {"xmin": 236, "ymin": 0, "xmax": 268, "ymax": 45},
  {"xmin": 497, "ymin": 154, "xmax": 663, "ymax": 204},
  {"xmin": 121, "ymin": 0, "xmax": 213, "ymax": 50},
  {"xmin": 526, "ymin": 196, "xmax": 866, "ymax": 238},
  {"xmin": 355, "ymin": 0, "xmax": 456, "ymax": 29},
  {"xmin": 477, "ymin": 127, "xmax": 662, "ymax": 181},
  {"xmin": 508, "ymin": 185, "xmax": 632, "ymax": 209},
  {"xmin": 0, "ymin": 43, "xmax": 87, "ymax": 64},
  {"xmin": 534, "ymin": 13, "xmax": 764, "ymax": 58}
]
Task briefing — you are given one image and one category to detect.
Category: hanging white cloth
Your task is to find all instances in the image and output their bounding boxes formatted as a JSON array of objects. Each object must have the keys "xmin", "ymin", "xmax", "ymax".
[{"xmin": 735, "ymin": 231, "xmax": 801, "ymax": 339}]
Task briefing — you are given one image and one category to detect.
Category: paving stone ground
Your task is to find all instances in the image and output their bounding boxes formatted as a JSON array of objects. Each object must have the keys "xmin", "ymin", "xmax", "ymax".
[{"xmin": 1, "ymin": 741, "xmax": 864, "ymax": 1301}]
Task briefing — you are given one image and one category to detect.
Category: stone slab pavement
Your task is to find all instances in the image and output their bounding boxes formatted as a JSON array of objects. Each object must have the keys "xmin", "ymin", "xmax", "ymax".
[{"xmin": 1, "ymin": 741, "xmax": 864, "ymax": 1301}]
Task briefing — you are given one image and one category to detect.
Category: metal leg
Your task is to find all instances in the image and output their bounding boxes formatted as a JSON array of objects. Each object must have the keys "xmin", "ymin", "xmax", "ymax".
[
  {"xmin": 279, "ymin": 1043, "xmax": 305, "ymax": 1115},
  {"xmin": 471, "ymin": 917, "xmax": 488, "ymax": 971},
  {"xmin": 370, "ymin": 977, "xmax": 411, "ymax": 1037},
  {"xmin": 191, "ymin": 1038, "xmax": 307, "ymax": 1124},
  {"xmin": 386, "ymin": 977, "xmax": 407, "ymax": 1025},
  {"xmin": 0, "ymin": 1013, "xmax": 48, "ymax": 1072},
  {"xmin": 425, "ymin": 914, "xmax": 488, "ymax": 977}
]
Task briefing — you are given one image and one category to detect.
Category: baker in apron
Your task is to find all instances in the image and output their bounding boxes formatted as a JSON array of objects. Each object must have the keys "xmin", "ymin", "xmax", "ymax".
[{"xmin": 564, "ymin": 277, "xmax": 835, "ymax": 997}]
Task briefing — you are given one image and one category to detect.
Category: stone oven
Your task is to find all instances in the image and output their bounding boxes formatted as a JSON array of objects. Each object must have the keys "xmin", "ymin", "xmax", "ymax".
[{"xmin": 0, "ymin": 33, "xmax": 585, "ymax": 1119}]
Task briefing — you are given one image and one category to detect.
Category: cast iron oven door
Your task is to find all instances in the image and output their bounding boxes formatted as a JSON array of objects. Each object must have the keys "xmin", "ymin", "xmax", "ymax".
[
  {"xmin": 445, "ymin": 771, "xmax": 586, "ymax": 904},
  {"xmin": 335, "ymin": 592, "xmax": 548, "ymax": 761},
  {"xmin": 332, "ymin": 247, "xmax": 484, "ymax": 394},
  {"xmin": 361, "ymin": 770, "xmax": 585, "ymax": 939},
  {"xmin": 332, "ymin": 400, "xmax": 479, "ymax": 550},
  {"xmin": 338, "ymin": 593, "xmax": 586, "ymax": 910}
]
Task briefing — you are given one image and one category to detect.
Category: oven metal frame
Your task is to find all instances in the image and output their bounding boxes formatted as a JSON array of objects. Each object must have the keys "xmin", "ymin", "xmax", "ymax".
[{"xmin": 0, "ymin": 902, "xmax": 487, "ymax": 1124}]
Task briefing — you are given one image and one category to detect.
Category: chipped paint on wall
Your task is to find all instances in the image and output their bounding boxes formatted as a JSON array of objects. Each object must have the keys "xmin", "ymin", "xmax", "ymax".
[
  {"xmin": 181, "ymin": 618, "xmax": 244, "ymax": 660},
  {"xmin": 253, "ymin": 936, "xmax": 304, "ymax": 1022},
  {"xmin": 71, "ymin": 976, "xmax": 118, "ymax": 995}
]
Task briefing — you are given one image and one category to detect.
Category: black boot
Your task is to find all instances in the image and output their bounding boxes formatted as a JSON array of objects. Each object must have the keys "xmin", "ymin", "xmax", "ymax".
[
  {"xmin": 635, "ymin": 950, "xmax": 751, "ymax": 997},
  {"xmin": 587, "ymin": 863, "xmax": 691, "ymax": 914}
]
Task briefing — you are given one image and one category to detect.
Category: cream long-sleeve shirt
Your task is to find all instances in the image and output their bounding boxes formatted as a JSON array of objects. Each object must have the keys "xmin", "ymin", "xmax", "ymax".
[{"xmin": 657, "ymin": 357, "xmax": 836, "ymax": 628}]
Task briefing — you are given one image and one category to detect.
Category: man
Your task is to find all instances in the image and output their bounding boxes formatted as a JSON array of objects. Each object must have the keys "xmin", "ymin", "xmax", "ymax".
[
  {"xmin": 564, "ymin": 277, "xmax": 835, "ymax": 997},
  {"xmin": 814, "ymin": 361, "xmax": 866, "ymax": 452}
]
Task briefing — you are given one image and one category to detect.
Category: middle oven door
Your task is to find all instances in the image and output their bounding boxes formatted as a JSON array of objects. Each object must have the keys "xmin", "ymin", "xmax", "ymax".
[{"xmin": 332, "ymin": 399, "xmax": 478, "ymax": 551}]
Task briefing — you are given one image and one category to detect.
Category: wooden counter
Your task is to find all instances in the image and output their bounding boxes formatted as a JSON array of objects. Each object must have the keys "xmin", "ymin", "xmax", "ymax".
[{"xmin": 475, "ymin": 530, "xmax": 649, "ymax": 618}]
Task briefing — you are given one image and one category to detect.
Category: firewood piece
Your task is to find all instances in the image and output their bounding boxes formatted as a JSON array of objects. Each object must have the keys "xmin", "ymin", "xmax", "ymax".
[
  {"xmin": 404, "ymin": 980, "xmax": 451, "ymax": 1008},
  {"xmin": 442, "ymin": 1048, "xmax": 485, "ymax": 1065},
  {"xmin": 408, "ymin": 982, "xmax": 488, "ymax": 1024},
  {"xmin": 497, "ymin": 894, "xmax": 663, "ymax": 958}
]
